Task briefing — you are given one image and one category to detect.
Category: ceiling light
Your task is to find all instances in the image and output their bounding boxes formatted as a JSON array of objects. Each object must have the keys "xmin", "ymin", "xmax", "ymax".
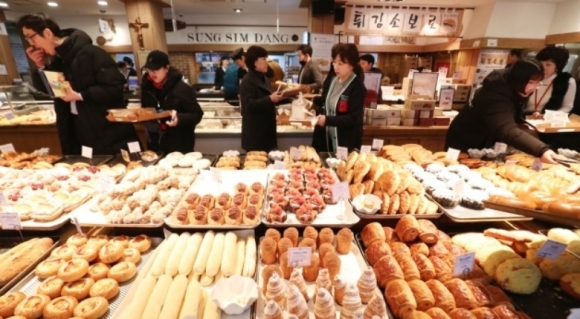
[
  {"xmin": 47, "ymin": 2, "xmax": 58, "ymax": 7},
  {"xmin": 233, "ymin": 8, "xmax": 242, "ymax": 13},
  {"xmin": 98, "ymin": 1, "xmax": 107, "ymax": 5},
  {"xmin": 0, "ymin": 3, "xmax": 8, "ymax": 7}
]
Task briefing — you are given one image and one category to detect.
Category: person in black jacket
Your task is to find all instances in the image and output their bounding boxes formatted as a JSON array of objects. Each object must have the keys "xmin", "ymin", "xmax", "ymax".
[
  {"xmin": 312, "ymin": 43, "xmax": 366, "ymax": 152},
  {"xmin": 141, "ymin": 50, "xmax": 204, "ymax": 154},
  {"xmin": 18, "ymin": 13, "xmax": 138, "ymax": 155},
  {"xmin": 213, "ymin": 56, "xmax": 229, "ymax": 90},
  {"xmin": 239, "ymin": 46, "xmax": 283, "ymax": 152},
  {"xmin": 445, "ymin": 59, "xmax": 563, "ymax": 164}
]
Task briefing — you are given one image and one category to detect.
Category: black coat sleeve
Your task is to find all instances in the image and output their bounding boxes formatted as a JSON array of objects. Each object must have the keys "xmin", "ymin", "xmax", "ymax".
[
  {"xmin": 239, "ymin": 78, "xmax": 275, "ymax": 114},
  {"xmin": 325, "ymin": 80, "xmax": 366, "ymax": 128},
  {"xmin": 78, "ymin": 49, "xmax": 125, "ymax": 106},
  {"xmin": 174, "ymin": 83, "xmax": 204, "ymax": 128}
]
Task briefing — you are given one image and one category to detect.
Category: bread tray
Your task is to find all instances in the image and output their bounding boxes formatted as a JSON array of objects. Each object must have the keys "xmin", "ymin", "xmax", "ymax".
[
  {"xmin": 255, "ymin": 235, "xmax": 391, "ymax": 319},
  {"xmin": 431, "ymin": 196, "xmax": 533, "ymax": 223},
  {"xmin": 106, "ymin": 108, "xmax": 172, "ymax": 123},
  {"xmin": 483, "ymin": 200, "xmax": 580, "ymax": 227},
  {"xmin": 70, "ymin": 198, "xmax": 165, "ymax": 228},
  {"xmin": 351, "ymin": 194, "xmax": 443, "ymax": 220},
  {"xmin": 55, "ymin": 155, "xmax": 113, "ymax": 166},
  {"xmin": 213, "ymin": 155, "xmax": 246, "ymax": 169},
  {"xmin": 0, "ymin": 236, "xmax": 60, "ymax": 295},
  {"xmin": 8, "ymin": 236, "xmax": 163, "ymax": 319}
]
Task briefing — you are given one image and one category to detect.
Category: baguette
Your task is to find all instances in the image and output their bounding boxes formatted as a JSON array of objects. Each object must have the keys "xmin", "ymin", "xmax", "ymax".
[
  {"xmin": 0, "ymin": 238, "xmax": 38, "ymax": 265},
  {"xmin": 234, "ymin": 238, "xmax": 246, "ymax": 276},
  {"xmin": 165, "ymin": 232, "xmax": 191, "ymax": 276},
  {"xmin": 205, "ymin": 232, "xmax": 225, "ymax": 277},
  {"xmin": 194, "ymin": 231, "xmax": 215, "ymax": 275},
  {"xmin": 179, "ymin": 280, "xmax": 203, "ymax": 319},
  {"xmin": 199, "ymin": 289, "xmax": 209, "ymax": 319},
  {"xmin": 179, "ymin": 233, "xmax": 203, "ymax": 276},
  {"xmin": 202, "ymin": 295, "xmax": 222, "ymax": 319},
  {"xmin": 0, "ymin": 237, "xmax": 53, "ymax": 286},
  {"xmin": 242, "ymin": 235, "xmax": 257, "ymax": 277},
  {"xmin": 127, "ymin": 275, "xmax": 156, "ymax": 319},
  {"xmin": 189, "ymin": 271, "xmax": 201, "ymax": 282},
  {"xmin": 200, "ymin": 273, "xmax": 214, "ymax": 287},
  {"xmin": 150, "ymin": 234, "xmax": 179, "ymax": 278},
  {"xmin": 221, "ymin": 232, "xmax": 238, "ymax": 277},
  {"xmin": 159, "ymin": 274, "xmax": 188, "ymax": 319},
  {"xmin": 141, "ymin": 274, "xmax": 172, "ymax": 319}
]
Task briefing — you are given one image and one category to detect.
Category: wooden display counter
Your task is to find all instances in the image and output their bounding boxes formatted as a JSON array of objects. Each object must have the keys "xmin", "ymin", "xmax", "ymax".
[{"xmin": 362, "ymin": 125, "xmax": 449, "ymax": 152}]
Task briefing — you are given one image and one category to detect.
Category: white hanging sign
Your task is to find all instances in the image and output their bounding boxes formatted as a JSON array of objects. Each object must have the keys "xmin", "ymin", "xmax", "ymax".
[
  {"xmin": 402, "ymin": 10, "xmax": 422, "ymax": 34},
  {"xmin": 441, "ymin": 12, "xmax": 459, "ymax": 34},
  {"xmin": 348, "ymin": 8, "xmax": 370, "ymax": 31},
  {"xmin": 422, "ymin": 12, "xmax": 441, "ymax": 34}
]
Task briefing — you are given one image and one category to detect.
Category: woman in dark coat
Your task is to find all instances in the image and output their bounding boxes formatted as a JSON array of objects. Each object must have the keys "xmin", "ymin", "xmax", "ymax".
[
  {"xmin": 445, "ymin": 59, "xmax": 563, "ymax": 164},
  {"xmin": 312, "ymin": 43, "xmax": 366, "ymax": 153},
  {"xmin": 141, "ymin": 50, "xmax": 204, "ymax": 153},
  {"xmin": 239, "ymin": 46, "xmax": 283, "ymax": 152}
]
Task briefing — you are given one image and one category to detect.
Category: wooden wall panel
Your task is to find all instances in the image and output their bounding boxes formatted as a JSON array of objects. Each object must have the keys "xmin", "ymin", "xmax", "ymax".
[
  {"xmin": 310, "ymin": 14, "xmax": 334, "ymax": 34},
  {"xmin": 0, "ymin": 10, "xmax": 20, "ymax": 85}
]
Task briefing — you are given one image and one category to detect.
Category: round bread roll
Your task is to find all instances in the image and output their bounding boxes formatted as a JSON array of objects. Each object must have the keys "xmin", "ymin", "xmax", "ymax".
[
  {"xmin": 67, "ymin": 233, "xmax": 89, "ymax": 246},
  {"xmin": 110, "ymin": 235, "xmax": 130, "ymax": 248},
  {"xmin": 58, "ymin": 259, "xmax": 89, "ymax": 282},
  {"xmin": 494, "ymin": 258, "xmax": 541, "ymax": 294},
  {"xmin": 129, "ymin": 235, "xmax": 152, "ymax": 252},
  {"xmin": 539, "ymin": 252, "xmax": 580, "ymax": 281},
  {"xmin": 87, "ymin": 262, "xmax": 110, "ymax": 281},
  {"xmin": 61, "ymin": 278, "xmax": 95, "ymax": 300},
  {"xmin": 87, "ymin": 235, "xmax": 109, "ymax": 248},
  {"xmin": 90, "ymin": 278, "xmax": 120, "ymax": 300},
  {"xmin": 72, "ymin": 244, "xmax": 99, "ymax": 262},
  {"xmin": 108, "ymin": 261, "xmax": 137, "ymax": 283},
  {"xmin": 120, "ymin": 247, "xmax": 141, "ymax": 264},
  {"xmin": 43, "ymin": 296, "xmax": 78, "ymax": 319},
  {"xmin": 73, "ymin": 297, "xmax": 109, "ymax": 319},
  {"xmin": 37, "ymin": 276, "xmax": 65, "ymax": 299},
  {"xmin": 50, "ymin": 244, "xmax": 77, "ymax": 261},
  {"xmin": 98, "ymin": 243, "xmax": 124, "ymax": 264},
  {"xmin": 35, "ymin": 257, "xmax": 66, "ymax": 279},
  {"xmin": 14, "ymin": 294, "xmax": 50, "ymax": 319},
  {"xmin": 0, "ymin": 292, "xmax": 26, "ymax": 318}
]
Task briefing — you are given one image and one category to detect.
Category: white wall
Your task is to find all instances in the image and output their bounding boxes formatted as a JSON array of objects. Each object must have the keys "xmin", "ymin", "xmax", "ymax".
[
  {"xmin": 548, "ymin": 0, "xmax": 580, "ymax": 34},
  {"xmin": 171, "ymin": 12, "xmax": 308, "ymax": 27},
  {"xmin": 485, "ymin": 2, "xmax": 556, "ymax": 39},
  {"xmin": 462, "ymin": 3, "xmax": 495, "ymax": 39}
]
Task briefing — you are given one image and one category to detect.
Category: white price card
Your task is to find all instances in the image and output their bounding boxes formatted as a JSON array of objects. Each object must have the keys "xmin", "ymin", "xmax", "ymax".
[
  {"xmin": 0, "ymin": 192, "xmax": 6, "ymax": 206},
  {"xmin": 274, "ymin": 161, "xmax": 286, "ymax": 170},
  {"xmin": 120, "ymin": 149, "xmax": 130, "ymax": 163},
  {"xmin": 372, "ymin": 139, "xmax": 384, "ymax": 150},
  {"xmin": 288, "ymin": 247, "xmax": 312, "ymax": 267},
  {"xmin": 4, "ymin": 112, "xmax": 14, "ymax": 120},
  {"xmin": 453, "ymin": 252, "xmax": 475, "ymax": 277},
  {"xmin": 0, "ymin": 143, "xmax": 15, "ymax": 153},
  {"xmin": 452, "ymin": 179, "xmax": 465, "ymax": 201},
  {"xmin": 0, "ymin": 212, "xmax": 21, "ymax": 230},
  {"xmin": 332, "ymin": 182, "xmax": 350, "ymax": 203},
  {"xmin": 127, "ymin": 141, "xmax": 141, "ymax": 153},
  {"xmin": 505, "ymin": 160, "xmax": 517, "ymax": 166},
  {"xmin": 210, "ymin": 167, "xmax": 222, "ymax": 183},
  {"xmin": 531, "ymin": 158, "xmax": 543, "ymax": 171},
  {"xmin": 446, "ymin": 148, "xmax": 460, "ymax": 161},
  {"xmin": 493, "ymin": 142, "xmax": 507, "ymax": 154},
  {"xmin": 360, "ymin": 145, "xmax": 372, "ymax": 154},
  {"xmin": 336, "ymin": 147, "xmax": 348, "ymax": 161},
  {"xmin": 536, "ymin": 239, "xmax": 568, "ymax": 260},
  {"xmin": 81, "ymin": 146, "xmax": 92, "ymax": 159},
  {"xmin": 71, "ymin": 214, "xmax": 84, "ymax": 235},
  {"xmin": 291, "ymin": 148, "xmax": 302, "ymax": 160},
  {"xmin": 568, "ymin": 309, "xmax": 580, "ymax": 319},
  {"xmin": 98, "ymin": 175, "xmax": 115, "ymax": 195}
]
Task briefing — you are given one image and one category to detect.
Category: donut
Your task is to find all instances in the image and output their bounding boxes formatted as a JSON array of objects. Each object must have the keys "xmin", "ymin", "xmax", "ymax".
[
  {"xmin": 110, "ymin": 235, "xmax": 130, "ymax": 248},
  {"xmin": 98, "ymin": 243, "xmax": 124, "ymax": 264},
  {"xmin": 0, "ymin": 292, "xmax": 26, "ymax": 318},
  {"xmin": 73, "ymin": 297, "xmax": 109, "ymax": 319},
  {"xmin": 58, "ymin": 259, "xmax": 89, "ymax": 282},
  {"xmin": 120, "ymin": 248, "xmax": 141, "ymax": 264},
  {"xmin": 66, "ymin": 233, "xmax": 89, "ymax": 246},
  {"xmin": 72, "ymin": 244, "xmax": 99, "ymax": 262},
  {"xmin": 35, "ymin": 258, "xmax": 66, "ymax": 279},
  {"xmin": 129, "ymin": 235, "xmax": 152, "ymax": 253},
  {"xmin": 107, "ymin": 261, "xmax": 137, "ymax": 283},
  {"xmin": 14, "ymin": 294, "xmax": 50, "ymax": 319},
  {"xmin": 87, "ymin": 263, "xmax": 110, "ymax": 281},
  {"xmin": 50, "ymin": 244, "xmax": 77, "ymax": 261},
  {"xmin": 43, "ymin": 296, "xmax": 78, "ymax": 319},
  {"xmin": 37, "ymin": 276, "xmax": 65, "ymax": 299},
  {"xmin": 89, "ymin": 278, "xmax": 119, "ymax": 300},
  {"xmin": 61, "ymin": 278, "xmax": 95, "ymax": 300},
  {"xmin": 87, "ymin": 235, "xmax": 109, "ymax": 248}
]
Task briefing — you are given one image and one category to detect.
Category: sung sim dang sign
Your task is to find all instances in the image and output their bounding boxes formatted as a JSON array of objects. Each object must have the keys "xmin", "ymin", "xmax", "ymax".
[{"xmin": 166, "ymin": 26, "xmax": 306, "ymax": 45}]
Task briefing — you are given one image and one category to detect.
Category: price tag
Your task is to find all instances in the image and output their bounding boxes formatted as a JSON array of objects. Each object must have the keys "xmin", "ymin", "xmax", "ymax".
[
  {"xmin": 71, "ymin": 214, "xmax": 84, "ymax": 235},
  {"xmin": 551, "ymin": 122, "xmax": 567, "ymax": 128},
  {"xmin": 127, "ymin": 141, "xmax": 141, "ymax": 153},
  {"xmin": 291, "ymin": 148, "xmax": 302, "ymax": 160},
  {"xmin": 360, "ymin": 145, "xmax": 372, "ymax": 154},
  {"xmin": 81, "ymin": 146, "xmax": 92, "ymax": 159},
  {"xmin": 0, "ymin": 212, "xmax": 21, "ymax": 230},
  {"xmin": 332, "ymin": 182, "xmax": 350, "ymax": 202},
  {"xmin": 531, "ymin": 158, "xmax": 543, "ymax": 171},
  {"xmin": 493, "ymin": 142, "xmax": 507, "ymax": 154},
  {"xmin": 372, "ymin": 139, "xmax": 384, "ymax": 150},
  {"xmin": 4, "ymin": 112, "xmax": 14, "ymax": 120},
  {"xmin": 505, "ymin": 160, "xmax": 517, "ymax": 166},
  {"xmin": 0, "ymin": 143, "xmax": 15, "ymax": 153},
  {"xmin": 274, "ymin": 161, "xmax": 286, "ymax": 170},
  {"xmin": 98, "ymin": 175, "xmax": 115, "ymax": 195},
  {"xmin": 210, "ymin": 167, "xmax": 222, "ymax": 183},
  {"xmin": 288, "ymin": 247, "xmax": 312, "ymax": 267},
  {"xmin": 446, "ymin": 148, "xmax": 460, "ymax": 161},
  {"xmin": 0, "ymin": 192, "xmax": 7, "ymax": 206},
  {"xmin": 536, "ymin": 239, "xmax": 568, "ymax": 260},
  {"xmin": 336, "ymin": 147, "xmax": 348, "ymax": 161},
  {"xmin": 453, "ymin": 252, "xmax": 475, "ymax": 277},
  {"xmin": 452, "ymin": 179, "xmax": 465, "ymax": 201},
  {"xmin": 120, "ymin": 149, "xmax": 130, "ymax": 163}
]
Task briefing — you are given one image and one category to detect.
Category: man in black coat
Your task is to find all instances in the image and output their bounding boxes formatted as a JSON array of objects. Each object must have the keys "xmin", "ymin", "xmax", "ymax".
[{"xmin": 19, "ymin": 13, "xmax": 138, "ymax": 155}]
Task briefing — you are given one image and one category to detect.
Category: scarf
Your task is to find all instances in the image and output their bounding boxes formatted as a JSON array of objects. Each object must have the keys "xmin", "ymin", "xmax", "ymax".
[{"xmin": 148, "ymin": 75, "xmax": 165, "ymax": 90}]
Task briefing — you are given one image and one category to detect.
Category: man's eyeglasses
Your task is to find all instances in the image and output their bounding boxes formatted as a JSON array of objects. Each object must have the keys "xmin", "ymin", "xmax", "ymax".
[{"xmin": 25, "ymin": 33, "xmax": 38, "ymax": 43}]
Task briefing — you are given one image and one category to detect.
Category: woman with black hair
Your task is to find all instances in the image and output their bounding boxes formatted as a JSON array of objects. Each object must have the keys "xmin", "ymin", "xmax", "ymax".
[
  {"xmin": 311, "ymin": 43, "xmax": 366, "ymax": 152},
  {"xmin": 526, "ymin": 46, "xmax": 576, "ymax": 118},
  {"xmin": 446, "ymin": 59, "xmax": 563, "ymax": 164},
  {"xmin": 239, "ymin": 45, "xmax": 283, "ymax": 152},
  {"xmin": 214, "ymin": 56, "xmax": 229, "ymax": 90}
]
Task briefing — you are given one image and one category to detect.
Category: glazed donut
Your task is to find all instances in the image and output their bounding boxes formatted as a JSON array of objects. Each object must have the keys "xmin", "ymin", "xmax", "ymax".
[
  {"xmin": 35, "ymin": 257, "xmax": 66, "ymax": 279},
  {"xmin": 488, "ymin": 195, "xmax": 536, "ymax": 210},
  {"xmin": 42, "ymin": 296, "xmax": 78, "ymax": 319},
  {"xmin": 50, "ymin": 244, "xmax": 77, "ymax": 261},
  {"xmin": 0, "ymin": 292, "xmax": 26, "ymax": 318},
  {"xmin": 120, "ymin": 248, "xmax": 141, "ymax": 264},
  {"xmin": 89, "ymin": 278, "xmax": 119, "ymax": 300},
  {"xmin": 87, "ymin": 235, "xmax": 109, "ymax": 248},
  {"xmin": 72, "ymin": 244, "xmax": 99, "ymax": 262},
  {"xmin": 61, "ymin": 278, "xmax": 95, "ymax": 300},
  {"xmin": 66, "ymin": 233, "xmax": 89, "ymax": 246},
  {"xmin": 58, "ymin": 259, "xmax": 89, "ymax": 282},
  {"xmin": 128, "ymin": 235, "xmax": 152, "ymax": 253},
  {"xmin": 110, "ymin": 235, "xmax": 130, "ymax": 248},
  {"xmin": 37, "ymin": 276, "xmax": 65, "ymax": 299},
  {"xmin": 107, "ymin": 261, "xmax": 137, "ymax": 283},
  {"xmin": 73, "ymin": 297, "xmax": 109, "ymax": 319},
  {"xmin": 98, "ymin": 243, "xmax": 124, "ymax": 264},
  {"xmin": 14, "ymin": 294, "xmax": 50, "ymax": 319},
  {"xmin": 87, "ymin": 262, "xmax": 110, "ymax": 281}
]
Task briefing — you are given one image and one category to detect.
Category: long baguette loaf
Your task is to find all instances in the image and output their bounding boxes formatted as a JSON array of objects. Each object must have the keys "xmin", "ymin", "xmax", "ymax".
[
  {"xmin": 0, "ymin": 238, "xmax": 38, "ymax": 265},
  {"xmin": 165, "ymin": 232, "xmax": 190, "ymax": 276},
  {"xmin": 179, "ymin": 233, "xmax": 203, "ymax": 276},
  {"xmin": 242, "ymin": 235, "xmax": 257, "ymax": 277},
  {"xmin": 150, "ymin": 234, "xmax": 179, "ymax": 277},
  {"xmin": 159, "ymin": 274, "xmax": 188, "ymax": 319},
  {"xmin": 0, "ymin": 237, "xmax": 52, "ymax": 286},
  {"xmin": 188, "ymin": 271, "xmax": 201, "ymax": 282},
  {"xmin": 141, "ymin": 274, "xmax": 172, "ymax": 319},
  {"xmin": 205, "ymin": 232, "xmax": 224, "ymax": 277},
  {"xmin": 127, "ymin": 275, "xmax": 157, "ymax": 319},
  {"xmin": 179, "ymin": 280, "xmax": 203, "ymax": 319},
  {"xmin": 220, "ymin": 232, "xmax": 238, "ymax": 277},
  {"xmin": 234, "ymin": 238, "xmax": 246, "ymax": 276},
  {"xmin": 202, "ymin": 294, "xmax": 222, "ymax": 319},
  {"xmin": 200, "ymin": 273, "xmax": 214, "ymax": 287},
  {"xmin": 194, "ymin": 231, "xmax": 215, "ymax": 275}
]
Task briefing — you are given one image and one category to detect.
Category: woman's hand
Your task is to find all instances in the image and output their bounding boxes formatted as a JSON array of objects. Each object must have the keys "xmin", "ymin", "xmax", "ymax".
[
  {"xmin": 540, "ymin": 149, "xmax": 565, "ymax": 164},
  {"xmin": 270, "ymin": 92, "xmax": 283, "ymax": 103},
  {"xmin": 532, "ymin": 112, "xmax": 544, "ymax": 119},
  {"xmin": 316, "ymin": 115, "xmax": 326, "ymax": 127}
]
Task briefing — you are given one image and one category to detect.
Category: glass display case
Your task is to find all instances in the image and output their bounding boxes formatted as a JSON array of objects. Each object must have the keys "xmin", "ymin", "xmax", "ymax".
[
  {"xmin": 0, "ymin": 85, "xmax": 55, "ymax": 126},
  {"xmin": 196, "ymin": 52, "xmax": 228, "ymax": 84}
]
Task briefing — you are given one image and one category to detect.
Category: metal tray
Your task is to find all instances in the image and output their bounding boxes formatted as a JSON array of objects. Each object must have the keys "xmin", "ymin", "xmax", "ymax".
[
  {"xmin": 70, "ymin": 199, "xmax": 165, "ymax": 228},
  {"xmin": 0, "ymin": 236, "xmax": 60, "ymax": 295},
  {"xmin": 351, "ymin": 194, "xmax": 443, "ymax": 220},
  {"xmin": 484, "ymin": 201, "xmax": 580, "ymax": 227},
  {"xmin": 434, "ymin": 196, "xmax": 533, "ymax": 223},
  {"xmin": 8, "ymin": 236, "xmax": 163, "ymax": 319},
  {"xmin": 56, "ymin": 155, "xmax": 113, "ymax": 166}
]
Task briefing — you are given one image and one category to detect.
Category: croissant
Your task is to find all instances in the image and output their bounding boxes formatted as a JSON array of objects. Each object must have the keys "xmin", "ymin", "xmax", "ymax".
[
  {"xmin": 334, "ymin": 275, "xmax": 347, "ymax": 305},
  {"xmin": 265, "ymin": 272, "xmax": 285, "ymax": 309},
  {"xmin": 394, "ymin": 215, "xmax": 420, "ymax": 242},
  {"xmin": 448, "ymin": 308, "xmax": 478, "ymax": 319},
  {"xmin": 363, "ymin": 295, "xmax": 387, "ymax": 319},
  {"xmin": 418, "ymin": 219, "xmax": 439, "ymax": 244},
  {"xmin": 262, "ymin": 265, "xmax": 283, "ymax": 294},
  {"xmin": 365, "ymin": 241, "xmax": 391, "ymax": 267},
  {"xmin": 357, "ymin": 267, "xmax": 377, "ymax": 304},
  {"xmin": 286, "ymin": 284, "xmax": 309, "ymax": 319},
  {"xmin": 465, "ymin": 280, "xmax": 492, "ymax": 308},
  {"xmin": 290, "ymin": 268, "xmax": 309, "ymax": 302},
  {"xmin": 361, "ymin": 222, "xmax": 386, "ymax": 248},
  {"xmin": 444, "ymin": 278, "xmax": 479, "ymax": 310},
  {"xmin": 315, "ymin": 268, "xmax": 333, "ymax": 301},
  {"xmin": 426, "ymin": 279, "xmax": 456, "ymax": 313},
  {"xmin": 340, "ymin": 284, "xmax": 362, "ymax": 319},
  {"xmin": 385, "ymin": 279, "xmax": 417, "ymax": 318},
  {"xmin": 394, "ymin": 253, "xmax": 421, "ymax": 281},
  {"xmin": 314, "ymin": 288, "xmax": 336, "ymax": 319},
  {"xmin": 429, "ymin": 241, "xmax": 451, "ymax": 258},
  {"xmin": 407, "ymin": 279, "xmax": 435, "ymax": 311},
  {"xmin": 383, "ymin": 226, "xmax": 398, "ymax": 242},
  {"xmin": 263, "ymin": 300, "xmax": 283, "ymax": 319},
  {"xmin": 409, "ymin": 242, "xmax": 429, "ymax": 256},
  {"xmin": 373, "ymin": 255, "xmax": 404, "ymax": 288},
  {"xmin": 429, "ymin": 256, "xmax": 452, "ymax": 283},
  {"xmin": 426, "ymin": 307, "xmax": 453, "ymax": 319},
  {"xmin": 390, "ymin": 242, "xmax": 411, "ymax": 256},
  {"xmin": 470, "ymin": 307, "xmax": 496, "ymax": 319},
  {"xmin": 412, "ymin": 253, "xmax": 436, "ymax": 281}
]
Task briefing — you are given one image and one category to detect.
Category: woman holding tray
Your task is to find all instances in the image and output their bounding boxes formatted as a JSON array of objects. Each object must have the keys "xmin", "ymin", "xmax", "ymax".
[{"xmin": 141, "ymin": 50, "xmax": 204, "ymax": 153}]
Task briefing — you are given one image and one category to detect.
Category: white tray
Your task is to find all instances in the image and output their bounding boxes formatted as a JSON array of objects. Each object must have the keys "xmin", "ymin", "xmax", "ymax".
[
  {"xmin": 70, "ymin": 198, "xmax": 164, "ymax": 228},
  {"xmin": 16, "ymin": 211, "xmax": 73, "ymax": 231}
]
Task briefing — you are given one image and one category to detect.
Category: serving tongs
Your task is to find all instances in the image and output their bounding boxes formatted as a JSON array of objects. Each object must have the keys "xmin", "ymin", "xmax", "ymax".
[{"xmin": 556, "ymin": 158, "xmax": 579, "ymax": 167}]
